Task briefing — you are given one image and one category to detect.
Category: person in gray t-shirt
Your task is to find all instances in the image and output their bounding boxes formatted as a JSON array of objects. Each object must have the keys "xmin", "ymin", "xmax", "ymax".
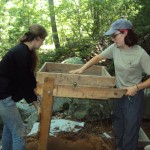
[{"xmin": 70, "ymin": 19, "xmax": 150, "ymax": 150}]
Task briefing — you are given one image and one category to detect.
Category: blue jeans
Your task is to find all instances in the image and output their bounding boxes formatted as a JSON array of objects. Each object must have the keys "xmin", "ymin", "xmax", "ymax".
[
  {"xmin": 0, "ymin": 97, "xmax": 26, "ymax": 150},
  {"xmin": 112, "ymin": 90, "xmax": 144, "ymax": 150}
]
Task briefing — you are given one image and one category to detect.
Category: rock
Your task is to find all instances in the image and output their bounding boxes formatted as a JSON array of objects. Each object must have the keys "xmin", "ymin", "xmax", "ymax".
[
  {"xmin": 53, "ymin": 97, "xmax": 72, "ymax": 112},
  {"xmin": 16, "ymin": 99, "xmax": 39, "ymax": 133},
  {"xmin": 68, "ymin": 98, "xmax": 113, "ymax": 121},
  {"xmin": 73, "ymin": 111, "xmax": 87, "ymax": 120},
  {"xmin": 144, "ymin": 145, "xmax": 150, "ymax": 150},
  {"xmin": 16, "ymin": 99, "xmax": 35, "ymax": 121},
  {"xmin": 52, "ymin": 97, "xmax": 113, "ymax": 121},
  {"xmin": 25, "ymin": 111, "xmax": 39, "ymax": 133},
  {"xmin": 61, "ymin": 57, "xmax": 85, "ymax": 64}
]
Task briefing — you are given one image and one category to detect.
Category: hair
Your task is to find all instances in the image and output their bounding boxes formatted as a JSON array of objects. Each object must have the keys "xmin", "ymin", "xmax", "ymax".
[
  {"xmin": 20, "ymin": 24, "xmax": 48, "ymax": 73},
  {"xmin": 20, "ymin": 24, "xmax": 48, "ymax": 42},
  {"xmin": 120, "ymin": 29, "xmax": 138, "ymax": 47}
]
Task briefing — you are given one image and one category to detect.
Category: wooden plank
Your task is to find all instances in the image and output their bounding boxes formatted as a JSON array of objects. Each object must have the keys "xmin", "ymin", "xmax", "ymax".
[
  {"xmin": 101, "ymin": 66, "xmax": 111, "ymax": 76},
  {"xmin": 53, "ymin": 85, "xmax": 126, "ymax": 99},
  {"xmin": 38, "ymin": 77, "xmax": 54, "ymax": 150},
  {"xmin": 40, "ymin": 62, "xmax": 104, "ymax": 76},
  {"xmin": 38, "ymin": 62, "xmax": 47, "ymax": 72},
  {"xmin": 36, "ymin": 83, "xmax": 126, "ymax": 99},
  {"xmin": 36, "ymin": 72, "xmax": 115, "ymax": 87}
]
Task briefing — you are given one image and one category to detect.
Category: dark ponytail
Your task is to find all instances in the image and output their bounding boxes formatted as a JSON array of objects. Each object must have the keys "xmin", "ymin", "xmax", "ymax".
[{"xmin": 124, "ymin": 29, "xmax": 138, "ymax": 47}]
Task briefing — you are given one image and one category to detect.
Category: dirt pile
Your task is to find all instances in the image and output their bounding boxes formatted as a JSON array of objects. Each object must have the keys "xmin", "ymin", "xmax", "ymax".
[
  {"xmin": 25, "ymin": 118, "xmax": 150, "ymax": 150},
  {"xmin": 26, "ymin": 119, "xmax": 115, "ymax": 150},
  {"xmin": 26, "ymin": 133, "xmax": 115, "ymax": 150}
]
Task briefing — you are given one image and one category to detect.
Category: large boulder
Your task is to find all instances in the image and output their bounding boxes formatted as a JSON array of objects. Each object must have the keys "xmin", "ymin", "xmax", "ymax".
[{"xmin": 16, "ymin": 99, "xmax": 39, "ymax": 133}]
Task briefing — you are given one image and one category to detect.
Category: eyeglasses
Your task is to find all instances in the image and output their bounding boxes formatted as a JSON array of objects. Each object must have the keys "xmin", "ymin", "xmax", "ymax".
[{"xmin": 111, "ymin": 32, "xmax": 121, "ymax": 39}]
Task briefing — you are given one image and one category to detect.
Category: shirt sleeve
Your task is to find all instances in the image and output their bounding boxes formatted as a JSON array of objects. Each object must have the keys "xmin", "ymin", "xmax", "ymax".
[{"xmin": 101, "ymin": 44, "xmax": 114, "ymax": 59}]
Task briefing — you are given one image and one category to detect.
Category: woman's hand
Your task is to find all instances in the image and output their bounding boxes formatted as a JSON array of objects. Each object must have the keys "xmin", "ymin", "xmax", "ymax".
[
  {"xmin": 69, "ymin": 68, "xmax": 84, "ymax": 74},
  {"xmin": 125, "ymin": 85, "xmax": 138, "ymax": 96},
  {"xmin": 33, "ymin": 101, "xmax": 41, "ymax": 121}
]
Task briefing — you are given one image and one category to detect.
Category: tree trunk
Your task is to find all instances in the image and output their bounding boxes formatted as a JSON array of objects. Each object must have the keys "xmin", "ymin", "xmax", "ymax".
[
  {"xmin": 48, "ymin": 0, "xmax": 60, "ymax": 49},
  {"xmin": 92, "ymin": 1, "xmax": 100, "ymax": 40}
]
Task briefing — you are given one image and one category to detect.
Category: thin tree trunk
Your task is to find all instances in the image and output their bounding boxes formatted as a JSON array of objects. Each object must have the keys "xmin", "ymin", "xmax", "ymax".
[
  {"xmin": 48, "ymin": 0, "xmax": 60, "ymax": 49},
  {"xmin": 92, "ymin": 3, "xmax": 100, "ymax": 40}
]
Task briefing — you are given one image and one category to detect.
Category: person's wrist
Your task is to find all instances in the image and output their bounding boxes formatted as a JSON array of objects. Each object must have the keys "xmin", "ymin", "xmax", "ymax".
[{"xmin": 135, "ymin": 84, "xmax": 139, "ymax": 91}]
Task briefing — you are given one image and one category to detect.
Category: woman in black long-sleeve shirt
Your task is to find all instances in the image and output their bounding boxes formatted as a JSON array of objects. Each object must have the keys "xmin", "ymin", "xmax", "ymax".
[{"xmin": 0, "ymin": 24, "xmax": 47, "ymax": 150}]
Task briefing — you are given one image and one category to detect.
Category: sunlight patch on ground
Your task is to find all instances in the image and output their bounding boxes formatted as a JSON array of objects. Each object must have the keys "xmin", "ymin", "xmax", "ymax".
[{"xmin": 40, "ymin": 44, "xmax": 55, "ymax": 52}]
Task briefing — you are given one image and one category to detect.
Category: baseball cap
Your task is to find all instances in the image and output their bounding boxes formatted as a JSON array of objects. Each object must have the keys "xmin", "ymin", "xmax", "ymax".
[{"xmin": 104, "ymin": 19, "xmax": 133, "ymax": 36}]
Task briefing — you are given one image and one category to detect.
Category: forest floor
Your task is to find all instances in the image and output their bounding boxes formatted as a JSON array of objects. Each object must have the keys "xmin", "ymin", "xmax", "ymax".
[{"xmin": 25, "ymin": 118, "xmax": 150, "ymax": 150}]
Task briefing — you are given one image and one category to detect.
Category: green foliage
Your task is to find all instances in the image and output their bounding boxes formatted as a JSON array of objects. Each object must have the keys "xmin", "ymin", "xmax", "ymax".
[
  {"xmin": 104, "ymin": 60, "xmax": 115, "ymax": 76},
  {"xmin": 0, "ymin": 0, "xmax": 149, "ymax": 69},
  {"xmin": 0, "ymin": 0, "xmax": 51, "ymax": 57},
  {"xmin": 132, "ymin": 0, "xmax": 150, "ymax": 37},
  {"xmin": 65, "ymin": 37, "xmax": 95, "ymax": 59},
  {"xmin": 38, "ymin": 37, "xmax": 94, "ymax": 67}
]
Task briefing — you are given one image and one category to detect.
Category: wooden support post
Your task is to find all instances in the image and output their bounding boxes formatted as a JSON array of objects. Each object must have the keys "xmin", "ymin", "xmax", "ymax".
[{"xmin": 38, "ymin": 77, "xmax": 54, "ymax": 150}]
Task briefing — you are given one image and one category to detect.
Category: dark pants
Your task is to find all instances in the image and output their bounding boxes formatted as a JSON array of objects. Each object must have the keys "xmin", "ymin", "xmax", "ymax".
[{"xmin": 112, "ymin": 90, "xmax": 144, "ymax": 150}]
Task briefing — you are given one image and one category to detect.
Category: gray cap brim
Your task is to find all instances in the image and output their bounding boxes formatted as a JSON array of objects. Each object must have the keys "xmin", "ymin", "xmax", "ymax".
[{"xmin": 104, "ymin": 29, "xmax": 118, "ymax": 36}]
